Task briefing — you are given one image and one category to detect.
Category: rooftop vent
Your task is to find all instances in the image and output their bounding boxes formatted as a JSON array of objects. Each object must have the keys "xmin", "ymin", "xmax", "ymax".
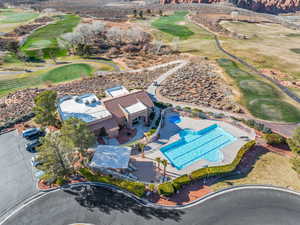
[{"xmin": 85, "ymin": 100, "xmax": 90, "ymax": 105}]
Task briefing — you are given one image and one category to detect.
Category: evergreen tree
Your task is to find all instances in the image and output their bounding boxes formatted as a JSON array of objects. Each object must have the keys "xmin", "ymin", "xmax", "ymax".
[{"xmin": 33, "ymin": 90, "xmax": 60, "ymax": 127}]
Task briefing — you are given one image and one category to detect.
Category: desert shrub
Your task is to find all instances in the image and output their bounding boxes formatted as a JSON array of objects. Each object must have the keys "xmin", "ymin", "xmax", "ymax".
[
  {"xmin": 190, "ymin": 141, "xmax": 256, "ymax": 180},
  {"xmin": 262, "ymin": 126, "xmax": 272, "ymax": 134},
  {"xmin": 158, "ymin": 182, "xmax": 175, "ymax": 196},
  {"xmin": 199, "ymin": 112, "xmax": 208, "ymax": 119},
  {"xmin": 264, "ymin": 133, "xmax": 286, "ymax": 145},
  {"xmin": 175, "ymin": 105, "xmax": 182, "ymax": 111},
  {"xmin": 183, "ymin": 106, "xmax": 191, "ymax": 112}
]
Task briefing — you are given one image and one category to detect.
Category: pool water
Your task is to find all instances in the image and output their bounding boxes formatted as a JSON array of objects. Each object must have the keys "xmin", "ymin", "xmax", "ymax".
[
  {"xmin": 169, "ymin": 115, "xmax": 181, "ymax": 124},
  {"xmin": 160, "ymin": 124, "xmax": 236, "ymax": 170}
]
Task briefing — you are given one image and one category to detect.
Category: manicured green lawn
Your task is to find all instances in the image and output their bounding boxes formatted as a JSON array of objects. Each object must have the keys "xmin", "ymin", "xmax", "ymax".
[
  {"xmin": 218, "ymin": 58, "xmax": 300, "ymax": 122},
  {"xmin": 21, "ymin": 14, "xmax": 80, "ymax": 56},
  {"xmin": 151, "ymin": 11, "xmax": 194, "ymax": 39},
  {"xmin": 0, "ymin": 61, "xmax": 116, "ymax": 96},
  {"xmin": 0, "ymin": 11, "xmax": 38, "ymax": 23},
  {"xmin": 41, "ymin": 63, "xmax": 93, "ymax": 83}
]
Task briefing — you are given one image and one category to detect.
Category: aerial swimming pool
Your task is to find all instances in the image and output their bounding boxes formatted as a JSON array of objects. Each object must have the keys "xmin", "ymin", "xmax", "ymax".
[{"xmin": 160, "ymin": 124, "xmax": 236, "ymax": 170}]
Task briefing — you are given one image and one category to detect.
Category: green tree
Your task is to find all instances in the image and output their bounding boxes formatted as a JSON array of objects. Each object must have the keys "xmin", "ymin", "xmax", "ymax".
[
  {"xmin": 60, "ymin": 117, "xmax": 96, "ymax": 162},
  {"xmin": 288, "ymin": 127, "xmax": 300, "ymax": 154},
  {"xmin": 37, "ymin": 132, "xmax": 74, "ymax": 179},
  {"xmin": 161, "ymin": 159, "xmax": 168, "ymax": 181},
  {"xmin": 133, "ymin": 9, "xmax": 137, "ymax": 18},
  {"xmin": 139, "ymin": 10, "xmax": 144, "ymax": 19},
  {"xmin": 33, "ymin": 90, "xmax": 60, "ymax": 127}
]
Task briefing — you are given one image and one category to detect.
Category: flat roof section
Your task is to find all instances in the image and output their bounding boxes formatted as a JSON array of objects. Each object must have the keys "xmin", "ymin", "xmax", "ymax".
[
  {"xmin": 58, "ymin": 94, "xmax": 112, "ymax": 123},
  {"xmin": 124, "ymin": 102, "xmax": 147, "ymax": 114},
  {"xmin": 105, "ymin": 86, "xmax": 129, "ymax": 98}
]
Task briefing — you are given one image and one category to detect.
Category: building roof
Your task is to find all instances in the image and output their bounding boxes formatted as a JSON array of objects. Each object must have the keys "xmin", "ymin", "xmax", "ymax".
[
  {"xmin": 58, "ymin": 94, "xmax": 112, "ymax": 123},
  {"xmin": 103, "ymin": 90, "xmax": 154, "ymax": 119},
  {"xmin": 105, "ymin": 86, "xmax": 129, "ymax": 98},
  {"xmin": 124, "ymin": 102, "xmax": 147, "ymax": 114},
  {"xmin": 89, "ymin": 145, "xmax": 131, "ymax": 169}
]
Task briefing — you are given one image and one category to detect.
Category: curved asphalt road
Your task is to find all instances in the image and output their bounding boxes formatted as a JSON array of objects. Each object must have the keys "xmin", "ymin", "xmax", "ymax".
[{"xmin": 2, "ymin": 186, "xmax": 300, "ymax": 225}]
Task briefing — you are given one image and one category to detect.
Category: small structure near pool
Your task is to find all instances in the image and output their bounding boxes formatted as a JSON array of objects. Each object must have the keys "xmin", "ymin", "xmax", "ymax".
[{"xmin": 89, "ymin": 145, "xmax": 131, "ymax": 170}]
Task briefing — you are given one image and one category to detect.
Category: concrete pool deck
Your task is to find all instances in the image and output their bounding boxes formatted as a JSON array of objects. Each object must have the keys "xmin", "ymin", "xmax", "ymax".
[{"xmin": 131, "ymin": 112, "xmax": 255, "ymax": 182}]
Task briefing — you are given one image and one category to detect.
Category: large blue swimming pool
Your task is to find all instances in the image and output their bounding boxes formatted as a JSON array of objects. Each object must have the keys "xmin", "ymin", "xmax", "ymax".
[{"xmin": 160, "ymin": 124, "xmax": 236, "ymax": 170}]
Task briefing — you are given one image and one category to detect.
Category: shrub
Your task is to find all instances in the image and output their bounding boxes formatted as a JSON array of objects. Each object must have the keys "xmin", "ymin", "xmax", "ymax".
[
  {"xmin": 172, "ymin": 174, "xmax": 191, "ymax": 190},
  {"xmin": 154, "ymin": 101, "xmax": 169, "ymax": 109},
  {"xmin": 262, "ymin": 126, "xmax": 272, "ymax": 134},
  {"xmin": 190, "ymin": 141, "xmax": 256, "ymax": 180},
  {"xmin": 173, "ymin": 174, "xmax": 191, "ymax": 185},
  {"xmin": 55, "ymin": 177, "xmax": 67, "ymax": 186},
  {"xmin": 172, "ymin": 182, "xmax": 181, "ymax": 191},
  {"xmin": 183, "ymin": 106, "xmax": 191, "ymax": 112},
  {"xmin": 175, "ymin": 105, "xmax": 182, "ymax": 111},
  {"xmin": 148, "ymin": 183, "xmax": 156, "ymax": 192},
  {"xmin": 158, "ymin": 182, "xmax": 175, "ymax": 196},
  {"xmin": 79, "ymin": 168, "xmax": 146, "ymax": 197},
  {"xmin": 264, "ymin": 133, "xmax": 286, "ymax": 145},
  {"xmin": 145, "ymin": 128, "xmax": 156, "ymax": 137},
  {"xmin": 199, "ymin": 112, "xmax": 208, "ymax": 119}
]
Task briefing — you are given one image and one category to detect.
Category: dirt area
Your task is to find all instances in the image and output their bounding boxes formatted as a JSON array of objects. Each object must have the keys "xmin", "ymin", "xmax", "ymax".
[{"xmin": 210, "ymin": 145, "xmax": 300, "ymax": 191}]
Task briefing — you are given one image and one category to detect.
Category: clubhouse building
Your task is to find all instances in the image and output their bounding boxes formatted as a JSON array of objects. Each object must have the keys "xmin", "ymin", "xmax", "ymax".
[{"xmin": 58, "ymin": 86, "xmax": 154, "ymax": 138}]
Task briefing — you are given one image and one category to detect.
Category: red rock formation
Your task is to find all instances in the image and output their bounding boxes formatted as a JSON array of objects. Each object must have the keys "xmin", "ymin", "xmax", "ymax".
[
  {"xmin": 160, "ymin": 0, "xmax": 300, "ymax": 14},
  {"xmin": 160, "ymin": 0, "xmax": 225, "ymax": 3}
]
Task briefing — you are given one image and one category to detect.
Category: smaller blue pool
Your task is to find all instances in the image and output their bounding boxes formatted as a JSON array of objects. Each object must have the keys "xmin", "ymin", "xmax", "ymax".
[{"xmin": 169, "ymin": 115, "xmax": 181, "ymax": 124}]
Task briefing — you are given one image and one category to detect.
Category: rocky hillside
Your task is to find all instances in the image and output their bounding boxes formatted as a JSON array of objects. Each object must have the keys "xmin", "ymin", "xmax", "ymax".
[
  {"xmin": 160, "ymin": 0, "xmax": 300, "ymax": 14},
  {"xmin": 230, "ymin": 0, "xmax": 300, "ymax": 14}
]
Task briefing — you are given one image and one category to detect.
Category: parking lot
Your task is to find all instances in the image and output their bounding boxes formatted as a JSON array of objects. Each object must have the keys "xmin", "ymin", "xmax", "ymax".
[{"xmin": 0, "ymin": 130, "xmax": 38, "ymax": 217}]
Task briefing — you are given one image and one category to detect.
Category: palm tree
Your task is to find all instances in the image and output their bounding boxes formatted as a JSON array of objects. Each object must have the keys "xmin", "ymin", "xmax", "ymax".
[
  {"xmin": 138, "ymin": 142, "xmax": 146, "ymax": 158},
  {"xmin": 161, "ymin": 159, "xmax": 168, "ymax": 182},
  {"xmin": 155, "ymin": 157, "xmax": 161, "ymax": 171}
]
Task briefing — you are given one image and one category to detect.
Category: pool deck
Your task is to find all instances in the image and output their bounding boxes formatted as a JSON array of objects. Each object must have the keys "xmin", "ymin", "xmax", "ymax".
[{"xmin": 131, "ymin": 112, "xmax": 255, "ymax": 183}]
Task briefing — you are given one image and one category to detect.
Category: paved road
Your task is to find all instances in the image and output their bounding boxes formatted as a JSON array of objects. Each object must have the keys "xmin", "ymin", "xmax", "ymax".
[
  {"xmin": 0, "ymin": 131, "xmax": 38, "ymax": 218},
  {"xmin": 2, "ymin": 186, "xmax": 300, "ymax": 225}
]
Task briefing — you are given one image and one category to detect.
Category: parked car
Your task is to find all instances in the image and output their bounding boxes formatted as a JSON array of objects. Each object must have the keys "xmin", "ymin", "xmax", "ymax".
[
  {"xmin": 22, "ymin": 128, "xmax": 40, "ymax": 139},
  {"xmin": 26, "ymin": 131, "xmax": 45, "ymax": 140},
  {"xmin": 31, "ymin": 155, "xmax": 43, "ymax": 167},
  {"xmin": 26, "ymin": 140, "xmax": 41, "ymax": 153}
]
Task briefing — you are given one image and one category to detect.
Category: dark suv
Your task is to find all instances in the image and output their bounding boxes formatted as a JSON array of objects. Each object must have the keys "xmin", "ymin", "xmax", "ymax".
[{"xmin": 26, "ymin": 140, "xmax": 41, "ymax": 153}]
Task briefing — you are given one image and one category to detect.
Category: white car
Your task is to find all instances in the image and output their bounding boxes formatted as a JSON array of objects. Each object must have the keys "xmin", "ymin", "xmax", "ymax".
[{"xmin": 31, "ymin": 155, "xmax": 42, "ymax": 167}]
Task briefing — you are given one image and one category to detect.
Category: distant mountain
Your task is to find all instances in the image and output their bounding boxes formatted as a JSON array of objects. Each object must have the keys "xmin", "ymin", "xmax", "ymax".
[{"xmin": 160, "ymin": 0, "xmax": 300, "ymax": 14}]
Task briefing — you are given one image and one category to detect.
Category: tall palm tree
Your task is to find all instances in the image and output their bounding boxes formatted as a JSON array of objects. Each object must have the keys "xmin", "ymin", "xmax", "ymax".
[
  {"xmin": 155, "ymin": 157, "xmax": 161, "ymax": 171},
  {"xmin": 161, "ymin": 159, "xmax": 168, "ymax": 182},
  {"xmin": 138, "ymin": 142, "xmax": 146, "ymax": 158}
]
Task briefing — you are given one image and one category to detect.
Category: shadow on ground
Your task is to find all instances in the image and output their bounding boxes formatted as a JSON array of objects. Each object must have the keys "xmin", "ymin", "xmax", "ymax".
[{"xmin": 67, "ymin": 187, "xmax": 184, "ymax": 222}]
